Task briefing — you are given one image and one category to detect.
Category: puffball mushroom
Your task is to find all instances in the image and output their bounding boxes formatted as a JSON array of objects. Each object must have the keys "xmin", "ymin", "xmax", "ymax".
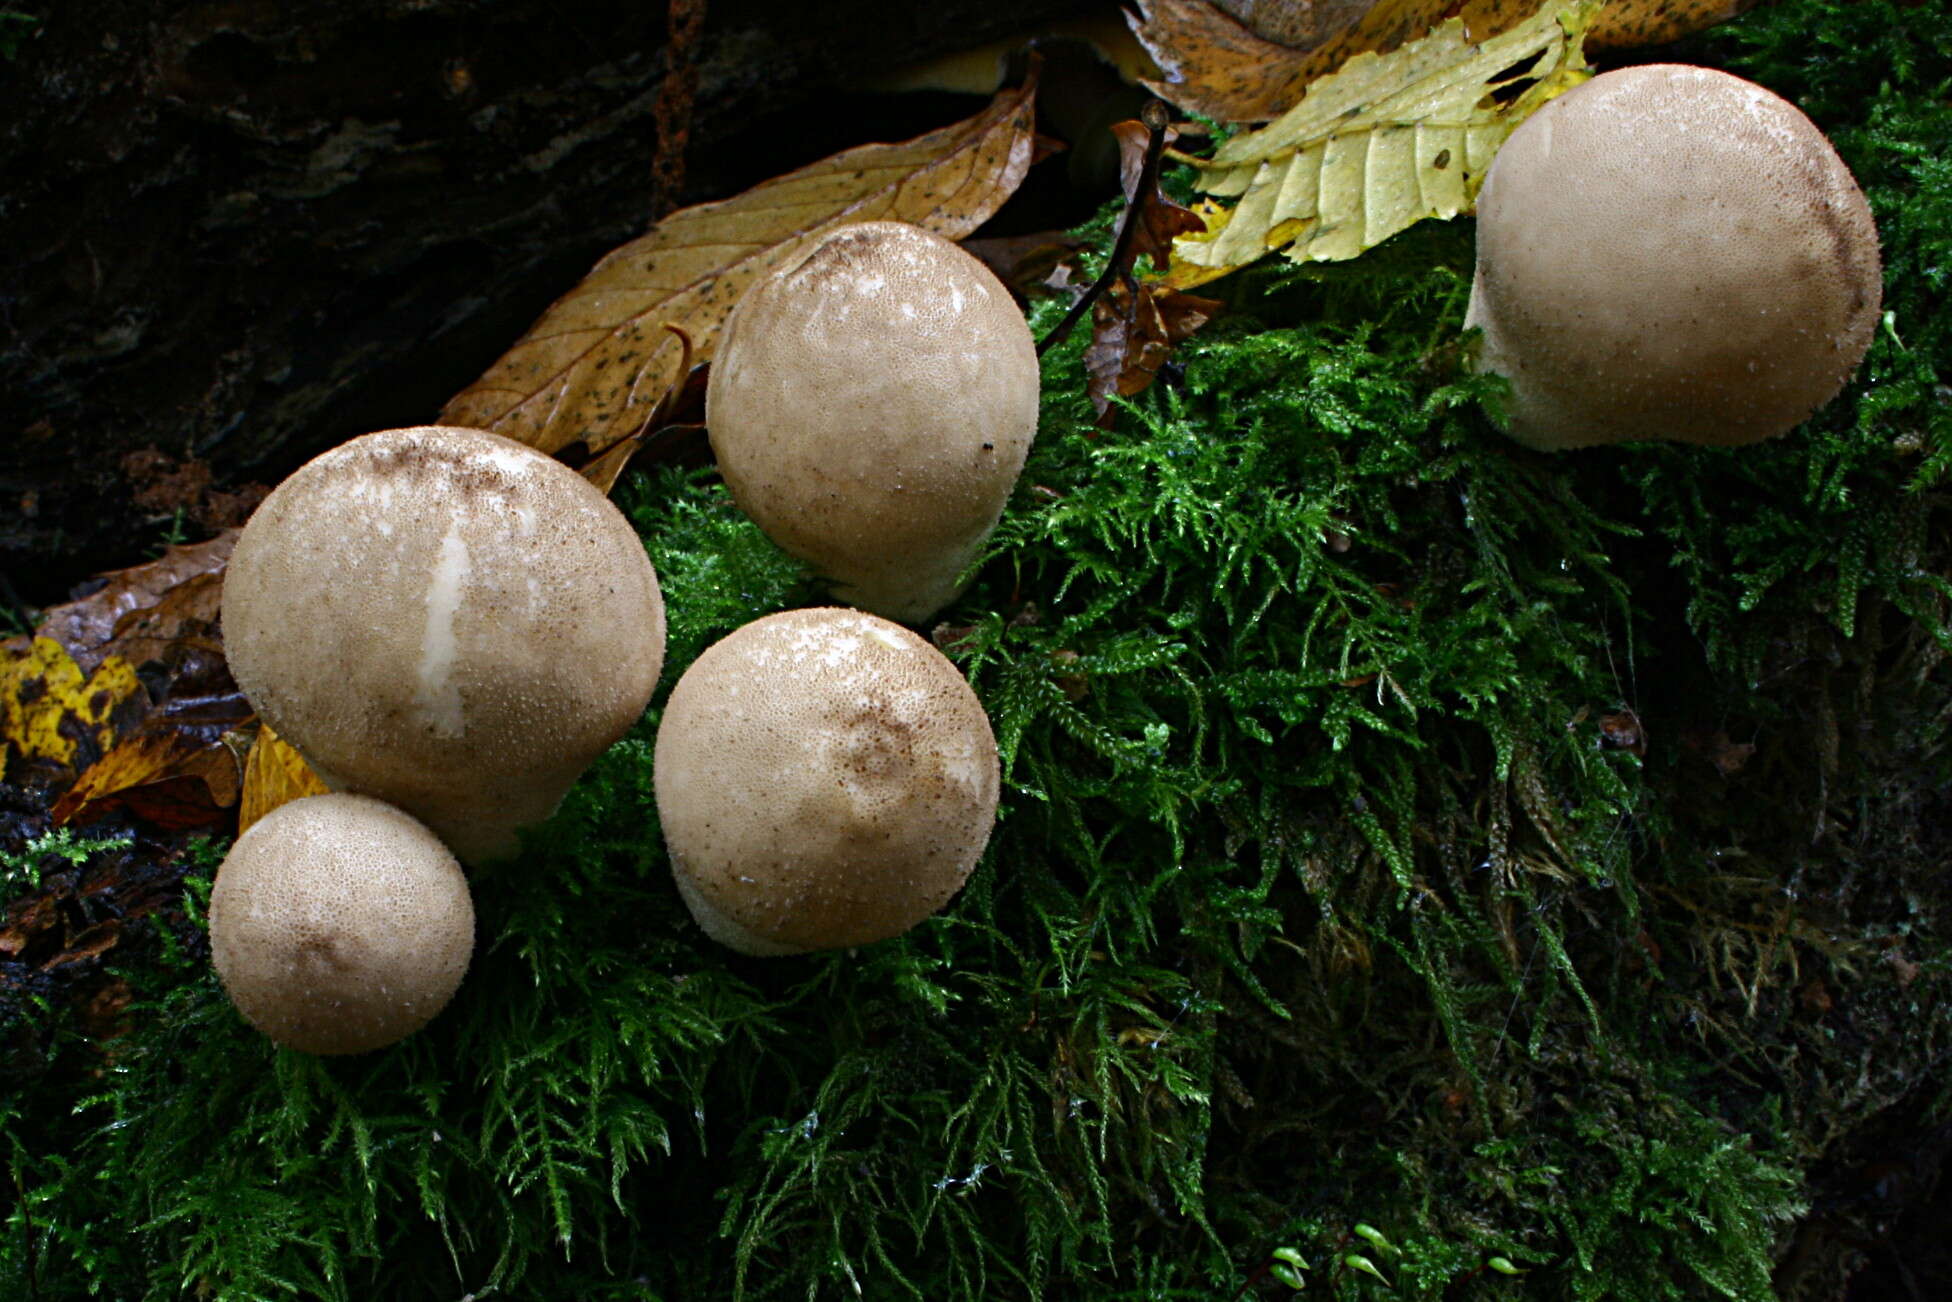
[
  {"xmin": 210, "ymin": 793, "xmax": 474, "ymax": 1055},
  {"xmin": 654, "ymin": 607, "xmax": 1000, "ymax": 955},
  {"xmin": 1465, "ymin": 64, "xmax": 1881, "ymax": 450},
  {"xmin": 705, "ymin": 221, "xmax": 1041, "ymax": 623},
  {"xmin": 222, "ymin": 425, "xmax": 666, "ymax": 863}
]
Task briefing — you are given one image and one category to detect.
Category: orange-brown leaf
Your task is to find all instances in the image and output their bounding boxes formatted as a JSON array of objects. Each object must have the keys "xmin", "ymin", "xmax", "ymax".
[
  {"xmin": 51, "ymin": 728, "xmax": 243, "ymax": 831},
  {"xmin": 1132, "ymin": 0, "xmax": 1760, "ymax": 124},
  {"xmin": 238, "ymin": 723, "xmax": 331, "ymax": 837},
  {"xmin": 442, "ymin": 74, "xmax": 1040, "ymax": 458}
]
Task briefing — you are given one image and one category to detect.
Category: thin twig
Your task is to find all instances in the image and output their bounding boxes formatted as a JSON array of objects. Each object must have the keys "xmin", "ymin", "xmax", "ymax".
[{"xmin": 1037, "ymin": 98, "xmax": 1174, "ymax": 358}]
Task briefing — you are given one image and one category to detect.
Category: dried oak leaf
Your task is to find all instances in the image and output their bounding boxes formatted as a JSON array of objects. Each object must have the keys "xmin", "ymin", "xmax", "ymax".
[
  {"xmin": 1132, "ymin": 0, "xmax": 1760, "ymax": 124},
  {"xmin": 442, "ymin": 72, "xmax": 1040, "ymax": 459},
  {"xmin": 237, "ymin": 722, "xmax": 330, "ymax": 837}
]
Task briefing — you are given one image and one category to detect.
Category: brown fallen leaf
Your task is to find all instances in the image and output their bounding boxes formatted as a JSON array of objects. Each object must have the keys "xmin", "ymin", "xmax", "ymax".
[
  {"xmin": 50, "ymin": 727, "xmax": 244, "ymax": 831},
  {"xmin": 1032, "ymin": 104, "xmax": 1219, "ymax": 415},
  {"xmin": 442, "ymin": 71, "xmax": 1041, "ymax": 459},
  {"xmin": 962, "ymin": 231, "xmax": 1091, "ymax": 300},
  {"xmin": 31, "ymin": 530, "xmax": 237, "ymax": 673},
  {"xmin": 39, "ymin": 919, "xmax": 121, "ymax": 972},
  {"xmin": 1109, "ymin": 117, "xmax": 1207, "ymax": 272},
  {"xmin": 1211, "ymin": 0, "xmax": 1374, "ymax": 48},
  {"xmin": 238, "ymin": 722, "xmax": 331, "ymax": 837},
  {"xmin": 571, "ymin": 325, "xmax": 709, "ymax": 496},
  {"xmin": 1132, "ymin": 0, "xmax": 1762, "ymax": 124},
  {"xmin": 1086, "ymin": 280, "xmax": 1223, "ymax": 415}
]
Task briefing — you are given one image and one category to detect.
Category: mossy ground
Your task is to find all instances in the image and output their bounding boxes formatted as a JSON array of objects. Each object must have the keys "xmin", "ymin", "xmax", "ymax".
[{"xmin": 5, "ymin": 0, "xmax": 1951, "ymax": 1297}]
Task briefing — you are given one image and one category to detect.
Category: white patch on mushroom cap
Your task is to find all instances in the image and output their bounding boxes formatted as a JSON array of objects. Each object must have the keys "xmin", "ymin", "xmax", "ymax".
[
  {"xmin": 222, "ymin": 425, "xmax": 667, "ymax": 863},
  {"xmin": 413, "ymin": 523, "xmax": 471, "ymax": 739}
]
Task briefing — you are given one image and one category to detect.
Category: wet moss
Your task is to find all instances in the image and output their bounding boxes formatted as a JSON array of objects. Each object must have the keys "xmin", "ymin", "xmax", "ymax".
[{"xmin": 3, "ymin": 0, "xmax": 1950, "ymax": 1297}]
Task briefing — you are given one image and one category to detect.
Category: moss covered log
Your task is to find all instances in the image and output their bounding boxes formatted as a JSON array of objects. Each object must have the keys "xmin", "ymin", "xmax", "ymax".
[{"xmin": 4, "ymin": 0, "xmax": 1950, "ymax": 1296}]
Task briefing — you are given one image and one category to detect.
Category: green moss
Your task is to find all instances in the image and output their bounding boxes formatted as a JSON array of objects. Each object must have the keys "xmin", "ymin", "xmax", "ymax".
[{"xmin": 5, "ymin": 1, "xmax": 1951, "ymax": 1297}]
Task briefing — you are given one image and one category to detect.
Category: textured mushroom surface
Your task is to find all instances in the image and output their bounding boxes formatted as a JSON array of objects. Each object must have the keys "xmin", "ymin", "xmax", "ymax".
[
  {"xmin": 654, "ymin": 607, "xmax": 1000, "ymax": 955},
  {"xmin": 222, "ymin": 425, "xmax": 666, "ymax": 862},
  {"xmin": 706, "ymin": 221, "xmax": 1041, "ymax": 623},
  {"xmin": 210, "ymin": 793, "xmax": 475, "ymax": 1055},
  {"xmin": 1465, "ymin": 64, "xmax": 1881, "ymax": 449}
]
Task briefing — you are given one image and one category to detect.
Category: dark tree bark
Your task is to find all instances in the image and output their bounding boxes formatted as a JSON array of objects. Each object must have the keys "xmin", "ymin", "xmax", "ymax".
[{"xmin": 0, "ymin": 0, "xmax": 1094, "ymax": 605}]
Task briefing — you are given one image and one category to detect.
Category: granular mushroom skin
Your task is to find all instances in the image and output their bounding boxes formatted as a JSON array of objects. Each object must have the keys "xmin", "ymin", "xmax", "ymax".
[
  {"xmin": 654, "ymin": 607, "xmax": 1000, "ymax": 955},
  {"xmin": 706, "ymin": 221, "xmax": 1041, "ymax": 623},
  {"xmin": 209, "ymin": 793, "xmax": 475, "ymax": 1055},
  {"xmin": 1465, "ymin": 64, "xmax": 1882, "ymax": 450},
  {"xmin": 222, "ymin": 425, "xmax": 667, "ymax": 862}
]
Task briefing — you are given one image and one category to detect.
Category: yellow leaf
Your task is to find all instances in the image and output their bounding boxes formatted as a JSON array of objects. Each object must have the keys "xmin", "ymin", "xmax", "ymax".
[
  {"xmin": 238, "ymin": 723, "xmax": 331, "ymax": 837},
  {"xmin": 442, "ymin": 74, "xmax": 1039, "ymax": 457},
  {"xmin": 0, "ymin": 638, "xmax": 143, "ymax": 782},
  {"xmin": 1164, "ymin": 0, "xmax": 1597, "ymax": 286}
]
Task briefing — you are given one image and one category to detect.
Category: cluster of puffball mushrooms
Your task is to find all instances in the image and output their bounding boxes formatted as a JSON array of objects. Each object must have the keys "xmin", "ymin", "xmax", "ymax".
[
  {"xmin": 206, "ymin": 63, "xmax": 1879, "ymax": 1056},
  {"xmin": 210, "ymin": 221, "xmax": 1033, "ymax": 1054}
]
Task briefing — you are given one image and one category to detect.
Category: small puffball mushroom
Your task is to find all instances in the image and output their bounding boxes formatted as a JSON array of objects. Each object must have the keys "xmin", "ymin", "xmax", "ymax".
[
  {"xmin": 706, "ymin": 221, "xmax": 1041, "ymax": 622},
  {"xmin": 223, "ymin": 426, "xmax": 666, "ymax": 863},
  {"xmin": 210, "ymin": 793, "xmax": 474, "ymax": 1055},
  {"xmin": 1465, "ymin": 64, "xmax": 1881, "ymax": 450},
  {"xmin": 654, "ymin": 607, "xmax": 1000, "ymax": 955}
]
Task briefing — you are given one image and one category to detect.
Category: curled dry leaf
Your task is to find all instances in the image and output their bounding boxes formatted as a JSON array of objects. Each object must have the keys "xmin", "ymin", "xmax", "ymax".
[
  {"xmin": 572, "ymin": 325, "xmax": 709, "ymax": 496},
  {"xmin": 1109, "ymin": 117, "xmax": 1207, "ymax": 272},
  {"xmin": 443, "ymin": 72, "xmax": 1040, "ymax": 459},
  {"xmin": 1087, "ymin": 281, "xmax": 1223, "ymax": 414},
  {"xmin": 237, "ymin": 722, "xmax": 331, "ymax": 837},
  {"xmin": 1133, "ymin": 0, "xmax": 1760, "ymax": 125},
  {"xmin": 1085, "ymin": 114, "xmax": 1219, "ymax": 413},
  {"xmin": 1164, "ymin": 0, "xmax": 1598, "ymax": 286}
]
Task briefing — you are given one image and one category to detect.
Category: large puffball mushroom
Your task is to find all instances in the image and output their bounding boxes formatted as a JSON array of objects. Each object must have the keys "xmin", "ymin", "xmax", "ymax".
[
  {"xmin": 654, "ymin": 607, "xmax": 1000, "ymax": 956},
  {"xmin": 705, "ymin": 221, "xmax": 1041, "ymax": 623},
  {"xmin": 222, "ymin": 426, "xmax": 666, "ymax": 863},
  {"xmin": 210, "ymin": 793, "xmax": 474, "ymax": 1055},
  {"xmin": 1465, "ymin": 64, "xmax": 1881, "ymax": 450}
]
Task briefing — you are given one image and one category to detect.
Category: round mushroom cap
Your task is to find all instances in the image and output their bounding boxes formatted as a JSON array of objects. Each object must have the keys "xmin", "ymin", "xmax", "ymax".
[
  {"xmin": 653, "ymin": 607, "xmax": 1000, "ymax": 955},
  {"xmin": 222, "ymin": 426, "xmax": 666, "ymax": 863},
  {"xmin": 1465, "ymin": 64, "xmax": 1881, "ymax": 450},
  {"xmin": 705, "ymin": 221, "xmax": 1041, "ymax": 623},
  {"xmin": 210, "ymin": 793, "xmax": 475, "ymax": 1055}
]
